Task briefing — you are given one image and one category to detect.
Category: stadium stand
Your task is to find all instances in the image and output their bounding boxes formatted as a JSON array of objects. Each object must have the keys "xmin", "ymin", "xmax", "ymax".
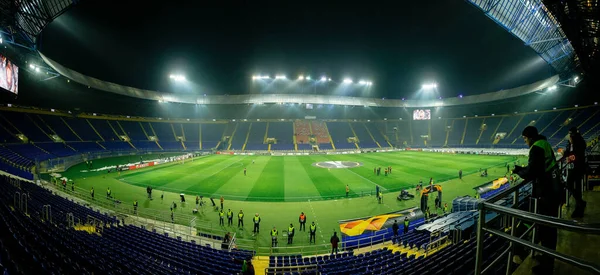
[
  {"xmin": 202, "ymin": 123, "xmax": 227, "ymax": 150},
  {"xmin": 294, "ymin": 120, "xmax": 311, "ymax": 144},
  {"xmin": 365, "ymin": 122, "xmax": 390, "ymax": 148},
  {"xmin": 245, "ymin": 122, "xmax": 268, "ymax": 151},
  {"xmin": 327, "ymin": 122, "xmax": 356, "ymax": 149},
  {"xmin": 351, "ymin": 122, "xmax": 378, "ymax": 148},
  {"xmin": 230, "ymin": 123, "xmax": 250, "ymax": 151},
  {"xmin": 0, "ymin": 175, "xmax": 253, "ymax": 275},
  {"xmin": 269, "ymin": 122, "xmax": 295, "ymax": 151},
  {"xmin": 182, "ymin": 123, "xmax": 200, "ymax": 151}
]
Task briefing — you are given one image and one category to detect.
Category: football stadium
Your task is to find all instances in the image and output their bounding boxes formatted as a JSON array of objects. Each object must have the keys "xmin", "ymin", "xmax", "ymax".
[{"xmin": 0, "ymin": 1, "xmax": 599, "ymax": 275}]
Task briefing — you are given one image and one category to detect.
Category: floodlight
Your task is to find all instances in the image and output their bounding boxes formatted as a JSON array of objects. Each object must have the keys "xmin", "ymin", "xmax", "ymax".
[
  {"xmin": 298, "ymin": 75, "xmax": 304, "ymax": 80},
  {"xmin": 306, "ymin": 76, "xmax": 311, "ymax": 80},
  {"xmin": 422, "ymin": 83, "xmax": 437, "ymax": 90},
  {"xmin": 574, "ymin": 76, "xmax": 579, "ymax": 82},
  {"xmin": 35, "ymin": 67, "xmax": 40, "ymax": 72},
  {"xmin": 343, "ymin": 78, "xmax": 352, "ymax": 84},
  {"xmin": 252, "ymin": 76, "xmax": 257, "ymax": 80},
  {"xmin": 275, "ymin": 75, "xmax": 286, "ymax": 80},
  {"xmin": 459, "ymin": 94, "xmax": 463, "ymax": 98},
  {"xmin": 320, "ymin": 76, "xmax": 327, "ymax": 81},
  {"xmin": 169, "ymin": 74, "xmax": 186, "ymax": 81},
  {"xmin": 547, "ymin": 85, "xmax": 557, "ymax": 91},
  {"xmin": 328, "ymin": 78, "xmax": 331, "ymax": 81},
  {"xmin": 29, "ymin": 64, "xmax": 34, "ymax": 69}
]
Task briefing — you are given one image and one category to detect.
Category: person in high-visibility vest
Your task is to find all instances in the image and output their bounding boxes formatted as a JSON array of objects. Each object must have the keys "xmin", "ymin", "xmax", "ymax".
[
  {"xmin": 227, "ymin": 209, "xmax": 233, "ymax": 226},
  {"xmin": 90, "ymin": 187, "xmax": 94, "ymax": 200},
  {"xmin": 219, "ymin": 209, "xmax": 225, "ymax": 226},
  {"xmin": 345, "ymin": 185, "xmax": 349, "ymax": 197},
  {"xmin": 106, "ymin": 187, "xmax": 111, "ymax": 199},
  {"xmin": 309, "ymin": 222, "xmax": 317, "ymax": 244},
  {"xmin": 443, "ymin": 203, "xmax": 448, "ymax": 214},
  {"xmin": 513, "ymin": 126, "xmax": 561, "ymax": 274},
  {"xmin": 287, "ymin": 223, "xmax": 295, "ymax": 244},
  {"xmin": 253, "ymin": 213, "xmax": 261, "ymax": 234},
  {"xmin": 378, "ymin": 191, "xmax": 383, "ymax": 204},
  {"xmin": 403, "ymin": 217, "xmax": 410, "ymax": 234},
  {"xmin": 238, "ymin": 210, "xmax": 244, "ymax": 228},
  {"xmin": 133, "ymin": 200, "xmax": 138, "ymax": 214},
  {"xmin": 270, "ymin": 226, "xmax": 278, "ymax": 247},
  {"xmin": 298, "ymin": 212, "xmax": 306, "ymax": 231}
]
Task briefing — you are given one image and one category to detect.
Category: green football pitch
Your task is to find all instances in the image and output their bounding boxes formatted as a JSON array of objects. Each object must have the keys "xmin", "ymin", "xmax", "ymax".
[{"xmin": 58, "ymin": 151, "xmax": 521, "ymax": 251}]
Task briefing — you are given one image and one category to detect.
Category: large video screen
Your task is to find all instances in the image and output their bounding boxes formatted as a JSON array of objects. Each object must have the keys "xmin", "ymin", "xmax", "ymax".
[
  {"xmin": 0, "ymin": 54, "xmax": 18, "ymax": 94},
  {"xmin": 413, "ymin": 109, "xmax": 431, "ymax": 120}
]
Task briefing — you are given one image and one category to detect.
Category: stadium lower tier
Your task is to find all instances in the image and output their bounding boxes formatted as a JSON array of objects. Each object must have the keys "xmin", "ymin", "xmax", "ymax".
[{"xmin": 0, "ymin": 175, "xmax": 253, "ymax": 275}]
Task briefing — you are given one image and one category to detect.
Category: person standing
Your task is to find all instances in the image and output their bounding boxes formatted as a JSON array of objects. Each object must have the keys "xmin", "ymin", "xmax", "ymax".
[
  {"xmin": 106, "ymin": 187, "xmax": 111, "ymax": 199},
  {"xmin": 244, "ymin": 168, "xmax": 247, "ymax": 176},
  {"xmin": 219, "ymin": 209, "xmax": 225, "ymax": 226},
  {"xmin": 444, "ymin": 203, "xmax": 449, "ymax": 214},
  {"xmin": 346, "ymin": 185, "xmax": 349, "ymax": 197},
  {"xmin": 309, "ymin": 222, "xmax": 317, "ymax": 244},
  {"xmin": 330, "ymin": 232, "xmax": 340, "ymax": 255},
  {"xmin": 220, "ymin": 196, "xmax": 224, "ymax": 211},
  {"xmin": 459, "ymin": 169, "xmax": 462, "ymax": 180},
  {"xmin": 238, "ymin": 210, "xmax": 244, "ymax": 228},
  {"xmin": 133, "ymin": 200, "xmax": 138, "ymax": 214},
  {"xmin": 253, "ymin": 213, "xmax": 261, "ymax": 234},
  {"xmin": 298, "ymin": 212, "xmax": 306, "ymax": 231},
  {"xmin": 90, "ymin": 187, "xmax": 94, "ymax": 200},
  {"xmin": 565, "ymin": 127, "xmax": 587, "ymax": 218},
  {"xmin": 271, "ymin": 227, "xmax": 278, "ymax": 247},
  {"xmin": 403, "ymin": 217, "xmax": 410, "ymax": 234},
  {"xmin": 392, "ymin": 220, "xmax": 399, "ymax": 237},
  {"xmin": 196, "ymin": 195, "xmax": 200, "ymax": 208},
  {"xmin": 287, "ymin": 223, "xmax": 295, "ymax": 244},
  {"xmin": 513, "ymin": 126, "xmax": 561, "ymax": 275},
  {"xmin": 227, "ymin": 209, "xmax": 234, "ymax": 226}
]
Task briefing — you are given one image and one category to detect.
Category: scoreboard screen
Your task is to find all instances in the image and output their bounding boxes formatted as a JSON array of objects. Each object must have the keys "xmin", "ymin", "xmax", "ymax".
[
  {"xmin": 413, "ymin": 109, "xmax": 431, "ymax": 120},
  {"xmin": 0, "ymin": 54, "xmax": 18, "ymax": 94}
]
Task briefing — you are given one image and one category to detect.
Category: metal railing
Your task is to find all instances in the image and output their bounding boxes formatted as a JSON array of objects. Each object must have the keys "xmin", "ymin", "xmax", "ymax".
[
  {"xmin": 240, "ymin": 229, "xmax": 389, "ymax": 257},
  {"xmin": 473, "ymin": 173, "xmax": 600, "ymax": 274}
]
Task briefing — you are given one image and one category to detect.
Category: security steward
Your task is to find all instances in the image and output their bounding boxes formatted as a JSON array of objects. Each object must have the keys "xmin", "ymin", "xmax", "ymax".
[
  {"xmin": 106, "ymin": 187, "xmax": 111, "ymax": 199},
  {"xmin": 513, "ymin": 126, "xmax": 561, "ymax": 275},
  {"xmin": 227, "ymin": 209, "xmax": 234, "ymax": 226},
  {"xmin": 253, "ymin": 213, "xmax": 261, "ymax": 234},
  {"xmin": 271, "ymin": 226, "xmax": 278, "ymax": 247},
  {"xmin": 403, "ymin": 217, "xmax": 410, "ymax": 234},
  {"xmin": 219, "ymin": 209, "xmax": 225, "ymax": 226},
  {"xmin": 298, "ymin": 212, "xmax": 307, "ymax": 231},
  {"xmin": 90, "ymin": 187, "xmax": 94, "ymax": 200},
  {"xmin": 309, "ymin": 222, "xmax": 317, "ymax": 244},
  {"xmin": 287, "ymin": 223, "xmax": 295, "ymax": 244},
  {"xmin": 133, "ymin": 200, "xmax": 138, "ymax": 214},
  {"xmin": 238, "ymin": 210, "xmax": 244, "ymax": 228}
]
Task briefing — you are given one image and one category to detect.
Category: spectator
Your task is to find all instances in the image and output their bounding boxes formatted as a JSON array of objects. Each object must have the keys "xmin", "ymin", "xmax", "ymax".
[
  {"xmin": 330, "ymin": 232, "xmax": 340, "ymax": 254},
  {"xmin": 565, "ymin": 127, "xmax": 587, "ymax": 218},
  {"xmin": 392, "ymin": 220, "xmax": 399, "ymax": 237}
]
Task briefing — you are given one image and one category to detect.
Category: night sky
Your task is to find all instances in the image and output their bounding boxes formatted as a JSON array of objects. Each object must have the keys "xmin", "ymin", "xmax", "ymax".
[{"xmin": 39, "ymin": 0, "xmax": 553, "ymax": 100}]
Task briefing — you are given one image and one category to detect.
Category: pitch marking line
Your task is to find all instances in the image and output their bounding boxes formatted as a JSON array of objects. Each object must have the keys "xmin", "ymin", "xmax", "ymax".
[{"xmin": 308, "ymin": 199, "xmax": 326, "ymax": 244}]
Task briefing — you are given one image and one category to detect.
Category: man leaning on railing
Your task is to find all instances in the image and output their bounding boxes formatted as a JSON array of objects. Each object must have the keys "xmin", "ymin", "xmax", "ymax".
[{"xmin": 513, "ymin": 126, "xmax": 562, "ymax": 275}]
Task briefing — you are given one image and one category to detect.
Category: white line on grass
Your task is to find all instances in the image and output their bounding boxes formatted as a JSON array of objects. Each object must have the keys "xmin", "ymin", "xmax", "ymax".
[
  {"xmin": 345, "ymin": 168, "xmax": 388, "ymax": 191},
  {"xmin": 308, "ymin": 199, "xmax": 326, "ymax": 244}
]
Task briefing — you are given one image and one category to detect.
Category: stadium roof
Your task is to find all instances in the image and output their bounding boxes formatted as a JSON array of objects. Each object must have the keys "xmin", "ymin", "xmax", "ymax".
[
  {"xmin": 34, "ymin": 1, "xmax": 558, "ymax": 100},
  {"xmin": 0, "ymin": 0, "xmax": 593, "ymax": 111}
]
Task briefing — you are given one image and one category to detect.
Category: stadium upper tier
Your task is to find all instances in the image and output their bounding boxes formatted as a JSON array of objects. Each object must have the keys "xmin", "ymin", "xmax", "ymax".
[{"xmin": 0, "ymin": 104, "xmax": 598, "ymax": 175}]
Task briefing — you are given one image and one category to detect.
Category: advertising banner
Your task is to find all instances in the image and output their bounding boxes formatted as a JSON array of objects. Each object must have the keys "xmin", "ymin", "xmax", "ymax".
[
  {"xmin": 128, "ymin": 161, "xmax": 155, "ymax": 171},
  {"xmin": 338, "ymin": 207, "xmax": 424, "ymax": 249},
  {"xmin": 473, "ymin": 177, "xmax": 509, "ymax": 199}
]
